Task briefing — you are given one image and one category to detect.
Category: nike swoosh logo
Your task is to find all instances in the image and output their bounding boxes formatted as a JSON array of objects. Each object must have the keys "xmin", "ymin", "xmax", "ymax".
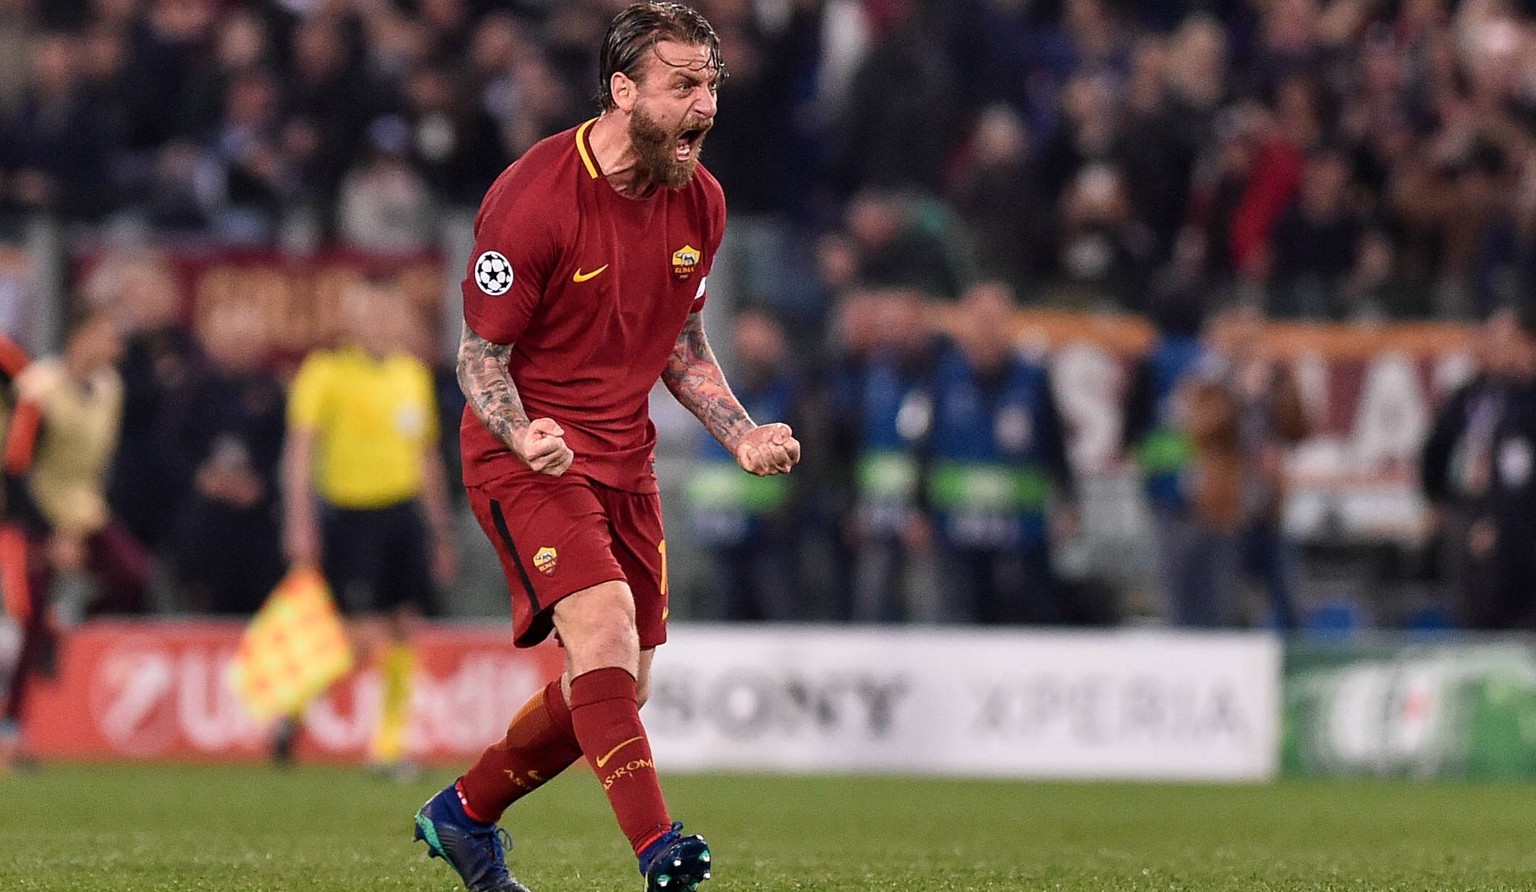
[
  {"xmin": 595, "ymin": 735, "xmax": 644, "ymax": 768},
  {"xmin": 572, "ymin": 265, "xmax": 608, "ymax": 283}
]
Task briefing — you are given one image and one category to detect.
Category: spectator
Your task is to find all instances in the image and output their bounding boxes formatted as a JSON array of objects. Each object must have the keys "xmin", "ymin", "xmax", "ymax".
[
  {"xmin": 843, "ymin": 190, "xmax": 970, "ymax": 301},
  {"xmin": 336, "ymin": 116, "xmax": 439, "ymax": 252},
  {"xmin": 164, "ymin": 299, "xmax": 286, "ymax": 616},
  {"xmin": 949, "ymin": 103, "xmax": 1051, "ymax": 298},
  {"xmin": 399, "ymin": 62, "xmax": 508, "ymax": 207},
  {"xmin": 926, "ymin": 282, "xmax": 1078, "ymax": 623},
  {"xmin": 823, "ymin": 0, "xmax": 957, "ymax": 197},
  {"xmin": 94, "ymin": 251, "xmax": 202, "ymax": 554},
  {"xmin": 1268, "ymin": 146, "xmax": 1366, "ymax": 319},
  {"xmin": 208, "ymin": 68, "xmax": 292, "ymax": 243},
  {"xmin": 283, "ymin": 14, "xmax": 383, "ymax": 216},
  {"xmin": 831, "ymin": 287, "xmax": 940, "ymax": 622},
  {"xmin": 1207, "ymin": 303, "xmax": 1312, "ymax": 631},
  {"xmin": 1122, "ymin": 291, "xmax": 1222, "ymax": 625},
  {"xmin": 175, "ymin": 8, "xmax": 274, "ymax": 145},
  {"xmin": 1422, "ymin": 305, "xmax": 1536, "ymax": 629},
  {"xmin": 1054, "ymin": 161, "xmax": 1157, "ymax": 308},
  {"xmin": 0, "ymin": 32, "xmax": 116, "ymax": 223}
]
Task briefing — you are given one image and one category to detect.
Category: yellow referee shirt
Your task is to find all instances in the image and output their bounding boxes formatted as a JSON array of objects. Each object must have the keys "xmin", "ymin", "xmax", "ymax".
[{"xmin": 287, "ymin": 347, "xmax": 438, "ymax": 509}]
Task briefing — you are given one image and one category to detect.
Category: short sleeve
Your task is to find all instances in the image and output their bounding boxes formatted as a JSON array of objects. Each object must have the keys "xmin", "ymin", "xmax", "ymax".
[
  {"xmin": 462, "ymin": 178, "xmax": 561, "ymax": 345},
  {"xmin": 287, "ymin": 354, "xmax": 330, "ymax": 430}
]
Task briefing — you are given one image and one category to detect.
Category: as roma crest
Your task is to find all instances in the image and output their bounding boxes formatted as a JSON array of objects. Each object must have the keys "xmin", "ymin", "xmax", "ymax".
[
  {"xmin": 671, "ymin": 244, "xmax": 700, "ymax": 278},
  {"xmin": 533, "ymin": 546, "xmax": 558, "ymax": 576}
]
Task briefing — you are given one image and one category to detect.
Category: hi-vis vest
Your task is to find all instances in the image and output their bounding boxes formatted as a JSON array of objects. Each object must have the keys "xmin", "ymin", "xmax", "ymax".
[
  {"xmin": 849, "ymin": 352, "xmax": 932, "ymax": 534},
  {"xmin": 686, "ymin": 375, "xmax": 795, "ymax": 545},
  {"xmin": 926, "ymin": 344, "xmax": 1055, "ymax": 548},
  {"xmin": 1138, "ymin": 335, "xmax": 1204, "ymax": 512}
]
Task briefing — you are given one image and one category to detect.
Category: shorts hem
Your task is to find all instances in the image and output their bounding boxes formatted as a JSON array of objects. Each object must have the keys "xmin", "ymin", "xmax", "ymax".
[{"xmin": 511, "ymin": 573, "xmax": 628, "ymax": 648}]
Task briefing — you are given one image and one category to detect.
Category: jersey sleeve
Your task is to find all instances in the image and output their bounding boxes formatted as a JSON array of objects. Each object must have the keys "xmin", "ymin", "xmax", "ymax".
[
  {"xmin": 287, "ymin": 353, "xmax": 330, "ymax": 431},
  {"xmin": 689, "ymin": 172, "xmax": 728, "ymax": 314},
  {"xmin": 462, "ymin": 174, "xmax": 563, "ymax": 345}
]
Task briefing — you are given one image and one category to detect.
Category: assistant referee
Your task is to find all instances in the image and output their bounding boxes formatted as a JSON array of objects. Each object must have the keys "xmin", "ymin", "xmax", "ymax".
[{"xmin": 281, "ymin": 277, "xmax": 457, "ymax": 771}]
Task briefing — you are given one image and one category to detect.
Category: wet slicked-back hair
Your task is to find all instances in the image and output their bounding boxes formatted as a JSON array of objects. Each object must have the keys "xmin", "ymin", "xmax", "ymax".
[{"xmin": 596, "ymin": 2, "xmax": 724, "ymax": 110}]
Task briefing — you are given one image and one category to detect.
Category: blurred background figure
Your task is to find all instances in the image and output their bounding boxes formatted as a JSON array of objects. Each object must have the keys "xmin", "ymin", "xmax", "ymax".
[
  {"xmin": 13, "ymin": 310, "xmax": 148, "ymax": 624},
  {"xmin": 684, "ymin": 308, "xmax": 803, "ymax": 621},
  {"xmin": 1206, "ymin": 303, "xmax": 1311, "ymax": 631},
  {"xmin": 926, "ymin": 282, "xmax": 1077, "ymax": 624},
  {"xmin": 164, "ymin": 298, "xmax": 285, "ymax": 616},
  {"xmin": 86, "ymin": 252, "xmax": 201, "ymax": 566},
  {"xmin": 831, "ymin": 287, "xmax": 939, "ymax": 623},
  {"xmin": 1123, "ymin": 292, "xmax": 1217, "ymax": 624},
  {"xmin": 281, "ymin": 277, "xmax": 456, "ymax": 775},
  {"xmin": 1422, "ymin": 305, "xmax": 1536, "ymax": 630}
]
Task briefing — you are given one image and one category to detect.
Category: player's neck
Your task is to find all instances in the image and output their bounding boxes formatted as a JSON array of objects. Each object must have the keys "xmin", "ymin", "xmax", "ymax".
[{"xmin": 588, "ymin": 112, "xmax": 659, "ymax": 199}]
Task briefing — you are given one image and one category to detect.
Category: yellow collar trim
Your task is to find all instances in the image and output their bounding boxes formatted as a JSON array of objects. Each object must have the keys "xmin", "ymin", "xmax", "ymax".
[{"xmin": 575, "ymin": 118, "xmax": 599, "ymax": 180}]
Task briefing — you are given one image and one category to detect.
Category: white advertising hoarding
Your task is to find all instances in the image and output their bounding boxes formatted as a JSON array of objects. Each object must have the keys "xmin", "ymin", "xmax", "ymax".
[{"xmin": 646, "ymin": 626, "xmax": 1281, "ymax": 781}]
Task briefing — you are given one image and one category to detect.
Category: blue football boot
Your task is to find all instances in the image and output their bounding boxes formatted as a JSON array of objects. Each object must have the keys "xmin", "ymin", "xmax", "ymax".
[
  {"xmin": 413, "ymin": 783, "xmax": 532, "ymax": 892},
  {"xmin": 638, "ymin": 822, "xmax": 712, "ymax": 892}
]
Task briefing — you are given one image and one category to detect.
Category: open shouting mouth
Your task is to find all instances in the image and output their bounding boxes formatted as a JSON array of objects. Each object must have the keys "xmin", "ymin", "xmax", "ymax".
[{"xmin": 676, "ymin": 124, "xmax": 709, "ymax": 162}]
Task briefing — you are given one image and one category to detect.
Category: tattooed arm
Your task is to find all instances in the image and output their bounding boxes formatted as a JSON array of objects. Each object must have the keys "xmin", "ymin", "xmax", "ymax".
[
  {"xmin": 661, "ymin": 312, "xmax": 800, "ymax": 476},
  {"xmin": 456, "ymin": 323, "xmax": 573, "ymax": 476}
]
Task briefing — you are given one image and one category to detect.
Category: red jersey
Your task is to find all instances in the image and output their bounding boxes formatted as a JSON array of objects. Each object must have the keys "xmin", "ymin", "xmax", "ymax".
[{"xmin": 460, "ymin": 119, "xmax": 727, "ymax": 493}]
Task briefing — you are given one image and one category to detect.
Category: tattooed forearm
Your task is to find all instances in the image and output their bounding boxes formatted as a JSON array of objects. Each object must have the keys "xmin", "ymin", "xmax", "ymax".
[
  {"xmin": 661, "ymin": 312, "xmax": 756, "ymax": 451},
  {"xmin": 457, "ymin": 323, "xmax": 529, "ymax": 454}
]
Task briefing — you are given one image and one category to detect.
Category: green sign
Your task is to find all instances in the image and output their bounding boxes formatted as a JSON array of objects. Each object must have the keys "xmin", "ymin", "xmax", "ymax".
[{"xmin": 1284, "ymin": 641, "xmax": 1536, "ymax": 779}]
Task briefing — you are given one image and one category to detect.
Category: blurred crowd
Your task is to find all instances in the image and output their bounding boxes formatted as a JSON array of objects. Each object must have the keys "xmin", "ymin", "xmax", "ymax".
[
  {"xmin": 1, "ymin": 0, "xmax": 1536, "ymax": 323},
  {"xmin": 0, "ymin": 246, "xmax": 1529, "ymax": 645}
]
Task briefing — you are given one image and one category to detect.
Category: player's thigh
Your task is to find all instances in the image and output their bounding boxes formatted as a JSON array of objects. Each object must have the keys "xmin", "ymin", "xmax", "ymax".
[
  {"xmin": 600, "ymin": 487, "xmax": 670, "ymax": 649},
  {"xmin": 467, "ymin": 473, "xmax": 627, "ymax": 648}
]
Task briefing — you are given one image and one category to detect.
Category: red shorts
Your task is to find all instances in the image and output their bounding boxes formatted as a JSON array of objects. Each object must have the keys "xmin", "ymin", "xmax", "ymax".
[{"xmin": 467, "ymin": 471, "xmax": 669, "ymax": 649}]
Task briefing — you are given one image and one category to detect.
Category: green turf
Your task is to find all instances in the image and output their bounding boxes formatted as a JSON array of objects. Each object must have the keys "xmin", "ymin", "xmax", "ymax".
[{"xmin": 1, "ymin": 765, "xmax": 1535, "ymax": 891}]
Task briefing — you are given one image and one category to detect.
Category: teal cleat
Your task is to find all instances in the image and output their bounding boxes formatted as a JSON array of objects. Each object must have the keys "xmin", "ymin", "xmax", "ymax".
[
  {"xmin": 413, "ymin": 783, "xmax": 532, "ymax": 892},
  {"xmin": 638, "ymin": 822, "xmax": 712, "ymax": 892}
]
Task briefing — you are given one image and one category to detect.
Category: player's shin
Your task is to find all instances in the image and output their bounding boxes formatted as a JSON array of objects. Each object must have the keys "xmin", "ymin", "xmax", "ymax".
[
  {"xmin": 458, "ymin": 679, "xmax": 583, "ymax": 823},
  {"xmin": 569, "ymin": 667, "xmax": 672, "ymax": 854}
]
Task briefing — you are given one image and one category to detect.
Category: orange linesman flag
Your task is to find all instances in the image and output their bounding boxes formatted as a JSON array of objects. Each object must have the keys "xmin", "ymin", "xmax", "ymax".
[{"xmin": 228, "ymin": 567, "xmax": 354, "ymax": 721}]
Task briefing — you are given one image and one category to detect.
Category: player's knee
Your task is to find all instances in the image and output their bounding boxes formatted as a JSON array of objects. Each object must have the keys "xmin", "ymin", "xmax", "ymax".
[{"xmin": 554, "ymin": 582, "xmax": 639, "ymax": 671}]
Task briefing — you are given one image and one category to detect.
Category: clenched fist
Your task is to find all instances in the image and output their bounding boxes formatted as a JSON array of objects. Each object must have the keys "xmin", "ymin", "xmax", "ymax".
[
  {"xmin": 735, "ymin": 422, "xmax": 801, "ymax": 476},
  {"xmin": 513, "ymin": 417, "xmax": 574, "ymax": 476}
]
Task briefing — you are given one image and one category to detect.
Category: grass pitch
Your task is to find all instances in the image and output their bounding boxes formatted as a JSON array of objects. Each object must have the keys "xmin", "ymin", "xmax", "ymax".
[{"xmin": 0, "ymin": 765, "xmax": 1534, "ymax": 891}]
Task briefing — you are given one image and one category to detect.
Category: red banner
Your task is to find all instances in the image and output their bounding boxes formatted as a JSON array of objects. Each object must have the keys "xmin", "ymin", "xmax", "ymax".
[
  {"xmin": 74, "ymin": 247, "xmax": 445, "ymax": 362},
  {"xmin": 22, "ymin": 620, "xmax": 562, "ymax": 763}
]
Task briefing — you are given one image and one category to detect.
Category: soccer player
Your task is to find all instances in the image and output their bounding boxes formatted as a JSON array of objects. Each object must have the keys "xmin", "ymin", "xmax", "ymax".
[{"xmin": 412, "ymin": 4, "xmax": 799, "ymax": 892}]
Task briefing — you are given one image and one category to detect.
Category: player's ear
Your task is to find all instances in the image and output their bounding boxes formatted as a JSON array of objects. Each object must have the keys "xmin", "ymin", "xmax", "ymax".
[{"xmin": 612, "ymin": 71, "xmax": 637, "ymax": 112}]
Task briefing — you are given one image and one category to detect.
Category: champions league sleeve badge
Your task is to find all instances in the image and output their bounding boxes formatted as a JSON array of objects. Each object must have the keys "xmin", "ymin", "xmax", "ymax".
[{"xmin": 474, "ymin": 251, "xmax": 514, "ymax": 296}]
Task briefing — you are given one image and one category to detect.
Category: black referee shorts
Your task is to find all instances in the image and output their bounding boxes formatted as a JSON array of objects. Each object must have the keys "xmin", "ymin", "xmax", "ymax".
[{"xmin": 320, "ymin": 499, "xmax": 439, "ymax": 617}]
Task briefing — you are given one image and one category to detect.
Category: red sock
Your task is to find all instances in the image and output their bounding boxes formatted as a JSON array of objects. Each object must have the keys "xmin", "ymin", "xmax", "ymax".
[
  {"xmin": 569, "ymin": 667, "xmax": 671, "ymax": 854},
  {"xmin": 457, "ymin": 680, "xmax": 583, "ymax": 823}
]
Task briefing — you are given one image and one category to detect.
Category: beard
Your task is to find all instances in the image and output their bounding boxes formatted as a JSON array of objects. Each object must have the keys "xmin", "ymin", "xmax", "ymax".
[{"xmin": 630, "ymin": 103, "xmax": 709, "ymax": 190}]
